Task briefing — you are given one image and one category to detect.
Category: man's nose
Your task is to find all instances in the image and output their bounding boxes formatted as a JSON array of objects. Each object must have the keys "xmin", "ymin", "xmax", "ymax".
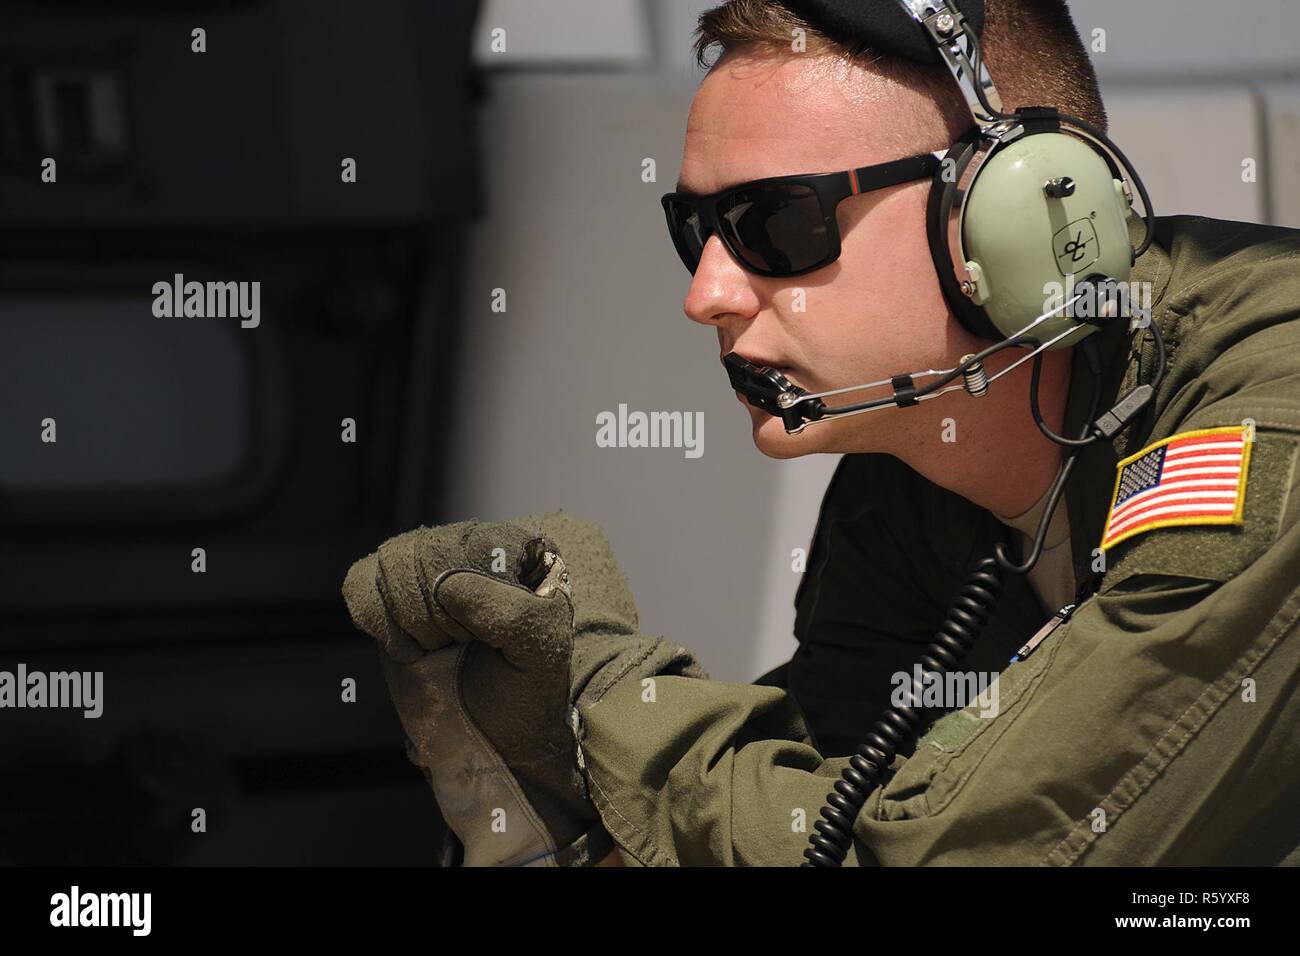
[{"xmin": 682, "ymin": 234, "xmax": 757, "ymax": 328}]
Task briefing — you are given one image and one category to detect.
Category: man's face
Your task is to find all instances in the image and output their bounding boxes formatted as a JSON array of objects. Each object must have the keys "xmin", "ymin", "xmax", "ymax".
[{"xmin": 677, "ymin": 49, "xmax": 988, "ymax": 459}]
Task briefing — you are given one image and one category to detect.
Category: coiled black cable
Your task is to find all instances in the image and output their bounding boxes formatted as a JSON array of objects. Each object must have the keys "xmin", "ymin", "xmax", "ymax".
[
  {"xmin": 802, "ymin": 335, "xmax": 1103, "ymax": 865},
  {"xmin": 802, "ymin": 555, "xmax": 1005, "ymax": 867}
]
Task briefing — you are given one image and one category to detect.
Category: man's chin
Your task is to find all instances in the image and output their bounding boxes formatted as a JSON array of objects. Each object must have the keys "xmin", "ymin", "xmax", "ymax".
[{"xmin": 747, "ymin": 404, "xmax": 818, "ymax": 459}]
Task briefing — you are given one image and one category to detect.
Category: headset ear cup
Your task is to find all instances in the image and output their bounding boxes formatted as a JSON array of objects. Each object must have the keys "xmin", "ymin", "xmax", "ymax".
[
  {"xmin": 963, "ymin": 126, "xmax": 1136, "ymax": 348},
  {"xmin": 926, "ymin": 130, "xmax": 1004, "ymax": 342}
]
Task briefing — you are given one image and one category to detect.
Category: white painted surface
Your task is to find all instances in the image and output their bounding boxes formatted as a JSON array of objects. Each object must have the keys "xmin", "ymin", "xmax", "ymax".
[{"xmin": 474, "ymin": 0, "xmax": 652, "ymax": 66}]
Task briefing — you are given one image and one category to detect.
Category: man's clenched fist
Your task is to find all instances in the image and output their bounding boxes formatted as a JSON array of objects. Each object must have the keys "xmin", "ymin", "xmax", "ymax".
[{"xmin": 341, "ymin": 511, "xmax": 706, "ymax": 866}]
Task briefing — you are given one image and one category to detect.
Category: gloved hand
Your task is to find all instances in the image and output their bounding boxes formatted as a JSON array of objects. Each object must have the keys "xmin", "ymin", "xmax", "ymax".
[{"xmin": 341, "ymin": 511, "xmax": 707, "ymax": 866}]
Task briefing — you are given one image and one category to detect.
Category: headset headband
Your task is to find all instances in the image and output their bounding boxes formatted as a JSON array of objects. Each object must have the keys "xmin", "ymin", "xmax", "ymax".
[
  {"xmin": 777, "ymin": 0, "xmax": 985, "ymax": 64},
  {"xmin": 892, "ymin": 0, "xmax": 1003, "ymax": 127}
]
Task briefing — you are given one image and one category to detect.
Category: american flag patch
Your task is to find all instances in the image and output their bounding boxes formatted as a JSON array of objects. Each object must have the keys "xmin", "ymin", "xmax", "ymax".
[{"xmin": 1100, "ymin": 425, "xmax": 1252, "ymax": 551}]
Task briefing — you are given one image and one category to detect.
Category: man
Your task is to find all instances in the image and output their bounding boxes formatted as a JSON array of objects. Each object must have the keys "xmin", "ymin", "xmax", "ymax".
[{"xmin": 343, "ymin": 0, "xmax": 1300, "ymax": 866}]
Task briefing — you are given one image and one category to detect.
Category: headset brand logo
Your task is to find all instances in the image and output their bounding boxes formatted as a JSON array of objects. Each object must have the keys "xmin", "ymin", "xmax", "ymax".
[{"xmin": 1052, "ymin": 217, "xmax": 1100, "ymax": 275}]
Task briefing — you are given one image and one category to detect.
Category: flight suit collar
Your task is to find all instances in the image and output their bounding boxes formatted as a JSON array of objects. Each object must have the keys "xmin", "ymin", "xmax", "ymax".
[{"xmin": 1061, "ymin": 215, "xmax": 1175, "ymax": 602}]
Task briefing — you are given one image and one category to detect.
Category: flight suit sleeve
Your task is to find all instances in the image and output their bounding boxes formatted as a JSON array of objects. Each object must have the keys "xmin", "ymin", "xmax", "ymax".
[{"xmin": 575, "ymin": 415, "xmax": 1300, "ymax": 867}]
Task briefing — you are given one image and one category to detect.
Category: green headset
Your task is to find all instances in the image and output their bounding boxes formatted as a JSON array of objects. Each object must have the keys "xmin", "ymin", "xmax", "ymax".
[{"xmin": 910, "ymin": 0, "xmax": 1155, "ymax": 348}]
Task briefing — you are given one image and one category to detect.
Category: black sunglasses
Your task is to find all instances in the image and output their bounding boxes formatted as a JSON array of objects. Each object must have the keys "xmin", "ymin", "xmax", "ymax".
[{"xmin": 661, "ymin": 151, "xmax": 941, "ymax": 279}]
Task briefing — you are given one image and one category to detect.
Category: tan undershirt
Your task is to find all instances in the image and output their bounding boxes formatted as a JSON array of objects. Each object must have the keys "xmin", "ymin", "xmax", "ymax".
[{"xmin": 992, "ymin": 482, "xmax": 1077, "ymax": 614}]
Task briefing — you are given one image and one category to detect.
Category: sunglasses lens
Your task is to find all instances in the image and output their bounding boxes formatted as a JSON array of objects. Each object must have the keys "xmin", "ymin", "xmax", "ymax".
[
  {"xmin": 719, "ymin": 183, "xmax": 829, "ymax": 276},
  {"xmin": 665, "ymin": 199, "xmax": 707, "ymax": 273}
]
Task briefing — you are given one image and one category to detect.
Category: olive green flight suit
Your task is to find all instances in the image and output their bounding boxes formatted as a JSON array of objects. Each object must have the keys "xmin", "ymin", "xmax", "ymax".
[{"xmin": 576, "ymin": 215, "xmax": 1300, "ymax": 865}]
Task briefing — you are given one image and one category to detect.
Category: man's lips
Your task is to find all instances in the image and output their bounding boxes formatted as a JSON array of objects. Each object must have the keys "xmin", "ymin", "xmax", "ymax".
[
  {"xmin": 724, "ymin": 352, "xmax": 807, "ymax": 408},
  {"xmin": 724, "ymin": 352, "xmax": 798, "ymax": 379},
  {"xmin": 724, "ymin": 350, "xmax": 783, "ymax": 369}
]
